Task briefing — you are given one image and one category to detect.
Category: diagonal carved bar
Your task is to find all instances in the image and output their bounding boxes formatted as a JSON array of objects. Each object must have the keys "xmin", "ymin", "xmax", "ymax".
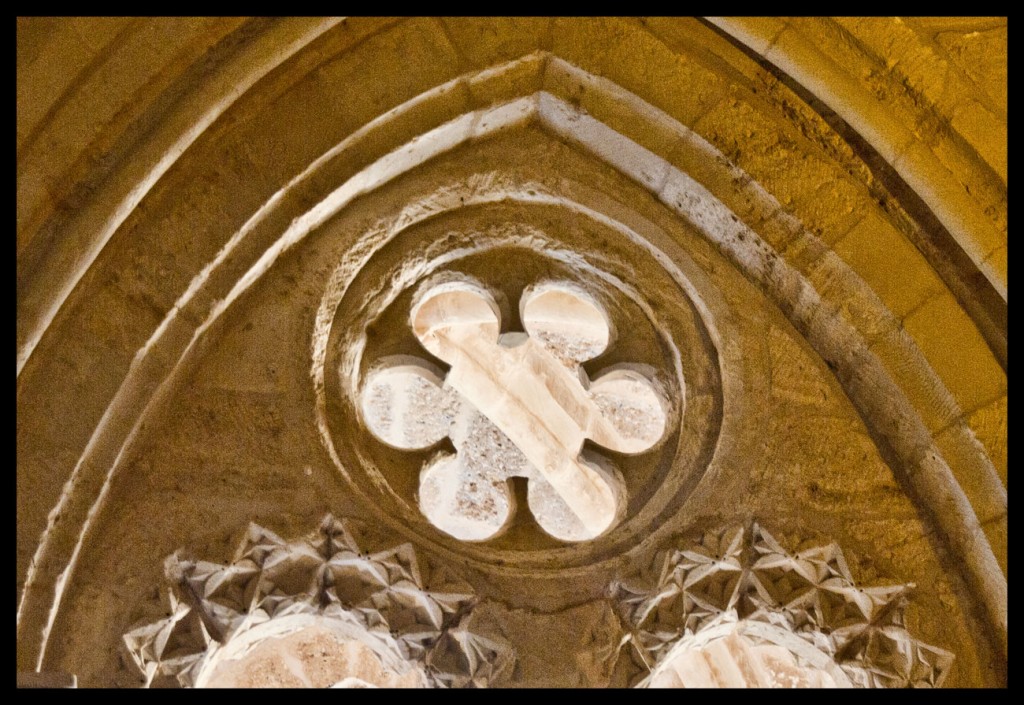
[
  {"xmin": 417, "ymin": 283, "xmax": 624, "ymax": 537},
  {"xmin": 380, "ymin": 274, "xmax": 667, "ymax": 541},
  {"xmin": 361, "ymin": 276, "xmax": 668, "ymax": 542}
]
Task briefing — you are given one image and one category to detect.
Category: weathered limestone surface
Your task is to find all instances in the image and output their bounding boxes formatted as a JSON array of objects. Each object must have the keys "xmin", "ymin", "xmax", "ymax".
[{"xmin": 17, "ymin": 17, "xmax": 1005, "ymax": 687}]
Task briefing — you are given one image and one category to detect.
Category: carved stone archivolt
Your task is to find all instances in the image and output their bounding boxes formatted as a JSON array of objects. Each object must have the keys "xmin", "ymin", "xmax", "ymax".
[{"xmin": 18, "ymin": 18, "xmax": 1004, "ymax": 688}]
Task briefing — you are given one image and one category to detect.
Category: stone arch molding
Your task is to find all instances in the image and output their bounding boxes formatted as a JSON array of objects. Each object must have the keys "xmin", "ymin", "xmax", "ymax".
[{"xmin": 17, "ymin": 19, "xmax": 1005, "ymax": 687}]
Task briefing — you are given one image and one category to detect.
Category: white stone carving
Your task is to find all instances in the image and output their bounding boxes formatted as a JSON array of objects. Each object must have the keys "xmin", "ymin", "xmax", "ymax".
[
  {"xmin": 646, "ymin": 613, "xmax": 851, "ymax": 687},
  {"xmin": 611, "ymin": 523, "xmax": 954, "ymax": 688},
  {"xmin": 122, "ymin": 515, "xmax": 514, "ymax": 688},
  {"xmin": 360, "ymin": 277, "xmax": 668, "ymax": 542}
]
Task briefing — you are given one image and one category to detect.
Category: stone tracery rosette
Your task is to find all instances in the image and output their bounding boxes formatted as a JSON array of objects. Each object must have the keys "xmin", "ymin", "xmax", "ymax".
[
  {"xmin": 359, "ymin": 274, "xmax": 669, "ymax": 543},
  {"xmin": 610, "ymin": 523, "xmax": 954, "ymax": 688},
  {"xmin": 122, "ymin": 515, "xmax": 514, "ymax": 688}
]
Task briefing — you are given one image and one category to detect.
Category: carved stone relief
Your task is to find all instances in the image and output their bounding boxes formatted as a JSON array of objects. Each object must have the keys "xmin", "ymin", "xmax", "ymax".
[
  {"xmin": 123, "ymin": 516, "xmax": 514, "ymax": 688},
  {"xmin": 124, "ymin": 518, "xmax": 954, "ymax": 688},
  {"xmin": 360, "ymin": 276, "xmax": 667, "ymax": 541},
  {"xmin": 611, "ymin": 523, "xmax": 954, "ymax": 688},
  {"xmin": 17, "ymin": 18, "xmax": 1005, "ymax": 688}
]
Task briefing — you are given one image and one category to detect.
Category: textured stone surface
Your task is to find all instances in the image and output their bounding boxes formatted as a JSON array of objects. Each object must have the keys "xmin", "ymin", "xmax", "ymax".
[
  {"xmin": 831, "ymin": 210, "xmax": 947, "ymax": 319},
  {"xmin": 967, "ymin": 395, "xmax": 1007, "ymax": 488},
  {"xmin": 902, "ymin": 292, "xmax": 1005, "ymax": 414},
  {"xmin": 202, "ymin": 627, "xmax": 425, "ymax": 688},
  {"xmin": 17, "ymin": 17, "xmax": 1006, "ymax": 688}
]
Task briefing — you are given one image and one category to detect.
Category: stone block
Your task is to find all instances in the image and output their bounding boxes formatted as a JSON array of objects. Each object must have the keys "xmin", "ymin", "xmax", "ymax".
[
  {"xmin": 693, "ymin": 93, "xmax": 840, "ymax": 215},
  {"xmin": 901, "ymin": 292, "xmax": 1005, "ymax": 415},
  {"xmin": 928, "ymin": 131, "xmax": 1007, "ymax": 238},
  {"xmin": 765, "ymin": 324, "xmax": 834, "ymax": 407},
  {"xmin": 702, "ymin": 17, "xmax": 788, "ymax": 58},
  {"xmin": 665, "ymin": 135, "xmax": 781, "ymax": 231},
  {"xmin": 468, "ymin": 52, "xmax": 545, "ymax": 108},
  {"xmin": 646, "ymin": 17, "xmax": 770, "ymax": 82},
  {"xmin": 981, "ymin": 515, "xmax": 1007, "ymax": 580},
  {"xmin": 984, "ymin": 244, "xmax": 1007, "ymax": 279},
  {"xmin": 966, "ymin": 395, "xmax": 1007, "ymax": 488},
  {"xmin": 756, "ymin": 208, "xmax": 803, "ymax": 253},
  {"xmin": 768, "ymin": 23, "xmax": 915, "ymax": 167},
  {"xmin": 866, "ymin": 326, "xmax": 960, "ymax": 436},
  {"xmin": 831, "ymin": 209, "xmax": 947, "ymax": 319},
  {"xmin": 289, "ymin": 18, "xmax": 461, "ymax": 142},
  {"xmin": 933, "ymin": 422, "xmax": 1006, "ymax": 527},
  {"xmin": 752, "ymin": 413, "xmax": 915, "ymax": 521},
  {"xmin": 951, "ymin": 99, "xmax": 1007, "ymax": 186},
  {"xmin": 934, "ymin": 23, "xmax": 1007, "ymax": 115},
  {"xmin": 802, "ymin": 250, "xmax": 900, "ymax": 345},
  {"xmin": 552, "ymin": 17, "xmax": 727, "ymax": 128},
  {"xmin": 788, "ymin": 174, "xmax": 867, "ymax": 246},
  {"xmin": 894, "ymin": 139, "xmax": 1006, "ymax": 276},
  {"xmin": 76, "ymin": 280, "xmax": 165, "ymax": 359},
  {"xmin": 572, "ymin": 70, "xmax": 683, "ymax": 166},
  {"xmin": 441, "ymin": 17, "xmax": 551, "ymax": 69}
]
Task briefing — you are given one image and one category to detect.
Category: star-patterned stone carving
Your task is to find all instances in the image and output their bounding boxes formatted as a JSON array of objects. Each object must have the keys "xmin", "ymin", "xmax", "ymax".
[
  {"xmin": 122, "ymin": 515, "xmax": 514, "ymax": 688},
  {"xmin": 610, "ymin": 523, "xmax": 954, "ymax": 688}
]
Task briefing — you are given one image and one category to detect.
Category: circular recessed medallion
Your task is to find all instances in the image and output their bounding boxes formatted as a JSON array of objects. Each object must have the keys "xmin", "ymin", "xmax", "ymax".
[{"xmin": 316, "ymin": 215, "xmax": 722, "ymax": 575}]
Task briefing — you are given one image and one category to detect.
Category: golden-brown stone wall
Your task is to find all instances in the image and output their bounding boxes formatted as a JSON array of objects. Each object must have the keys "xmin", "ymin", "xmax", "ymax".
[{"xmin": 17, "ymin": 17, "xmax": 1005, "ymax": 687}]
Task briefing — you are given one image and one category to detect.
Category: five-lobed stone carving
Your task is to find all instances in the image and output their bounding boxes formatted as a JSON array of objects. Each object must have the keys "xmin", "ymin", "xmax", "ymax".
[{"xmin": 360, "ymin": 276, "xmax": 668, "ymax": 542}]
